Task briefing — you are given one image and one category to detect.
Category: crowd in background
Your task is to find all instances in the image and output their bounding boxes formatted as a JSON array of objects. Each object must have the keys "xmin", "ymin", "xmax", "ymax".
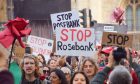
[{"xmin": 0, "ymin": 44, "xmax": 140, "ymax": 84}]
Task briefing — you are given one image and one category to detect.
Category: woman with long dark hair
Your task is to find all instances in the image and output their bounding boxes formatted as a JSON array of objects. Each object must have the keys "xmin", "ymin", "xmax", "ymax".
[
  {"xmin": 49, "ymin": 69, "xmax": 68, "ymax": 84},
  {"xmin": 70, "ymin": 72, "xmax": 89, "ymax": 84}
]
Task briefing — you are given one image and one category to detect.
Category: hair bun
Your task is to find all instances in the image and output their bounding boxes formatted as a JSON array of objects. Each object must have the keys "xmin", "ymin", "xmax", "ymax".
[{"xmin": 113, "ymin": 47, "xmax": 126, "ymax": 62}]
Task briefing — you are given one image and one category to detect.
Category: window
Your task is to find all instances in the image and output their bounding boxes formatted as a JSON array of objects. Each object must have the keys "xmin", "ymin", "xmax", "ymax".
[
  {"xmin": 125, "ymin": 5, "xmax": 133, "ymax": 31},
  {"xmin": 136, "ymin": 5, "xmax": 140, "ymax": 31}
]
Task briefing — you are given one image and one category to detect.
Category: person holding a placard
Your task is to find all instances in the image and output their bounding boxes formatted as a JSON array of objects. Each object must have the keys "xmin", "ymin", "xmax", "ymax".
[
  {"xmin": 90, "ymin": 49, "xmax": 133, "ymax": 84},
  {"xmin": 90, "ymin": 47, "xmax": 140, "ymax": 84},
  {"xmin": 0, "ymin": 44, "xmax": 14, "ymax": 84},
  {"xmin": 9, "ymin": 53, "xmax": 22, "ymax": 84}
]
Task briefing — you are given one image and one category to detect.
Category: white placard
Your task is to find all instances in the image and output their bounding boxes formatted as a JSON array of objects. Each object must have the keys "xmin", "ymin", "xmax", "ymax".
[
  {"xmin": 56, "ymin": 28, "xmax": 95, "ymax": 56},
  {"xmin": 27, "ymin": 35, "xmax": 53, "ymax": 61},
  {"xmin": 51, "ymin": 10, "xmax": 80, "ymax": 32},
  {"xmin": 104, "ymin": 26, "xmax": 114, "ymax": 32}
]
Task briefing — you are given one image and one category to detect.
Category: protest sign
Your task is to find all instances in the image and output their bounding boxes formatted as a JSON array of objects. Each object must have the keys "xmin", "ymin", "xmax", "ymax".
[
  {"xmin": 27, "ymin": 35, "xmax": 53, "ymax": 61},
  {"xmin": 93, "ymin": 23, "xmax": 128, "ymax": 46},
  {"xmin": 102, "ymin": 32, "xmax": 133, "ymax": 47},
  {"xmin": 103, "ymin": 26, "xmax": 117, "ymax": 33},
  {"xmin": 14, "ymin": 46, "xmax": 25, "ymax": 58},
  {"xmin": 51, "ymin": 10, "xmax": 80, "ymax": 32},
  {"xmin": 56, "ymin": 28, "xmax": 95, "ymax": 56}
]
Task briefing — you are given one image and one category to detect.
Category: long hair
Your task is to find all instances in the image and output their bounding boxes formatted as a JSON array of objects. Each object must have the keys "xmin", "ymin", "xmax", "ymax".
[
  {"xmin": 37, "ymin": 54, "xmax": 46, "ymax": 67},
  {"xmin": 70, "ymin": 71, "xmax": 89, "ymax": 84},
  {"xmin": 80, "ymin": 57, "xmax": 98, "ymax": 76},
  {"xmin": 51, "ymin": 69, "xmax": 68, "ymax": 84},
  {"xmin": 20, "ymin": 55, "xmax": 40, "ymax": 78}
]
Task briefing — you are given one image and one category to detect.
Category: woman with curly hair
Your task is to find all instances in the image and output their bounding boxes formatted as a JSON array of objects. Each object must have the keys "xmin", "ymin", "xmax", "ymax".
[{"xmin": 21, "ymin": 55, "xmax": 42, "ymax": 84}]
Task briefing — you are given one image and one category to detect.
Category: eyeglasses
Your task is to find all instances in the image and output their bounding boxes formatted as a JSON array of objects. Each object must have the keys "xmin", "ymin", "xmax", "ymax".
[{"xmin": 43, "ymin": 70, "xmax": 50, "ymax": 74}]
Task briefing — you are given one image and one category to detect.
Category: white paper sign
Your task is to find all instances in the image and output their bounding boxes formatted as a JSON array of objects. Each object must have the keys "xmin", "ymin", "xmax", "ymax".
[
  {"xmin": 56, "ymin": 28, "xmax": 95, "ymax": 56},
  {"xmin": 95, "ymin": 31, "xmax": 103, "ymax": 46},
  {"xmin": 27, "ymin": 35, "xmax": 53, "ymax": 60},
  {"xmin": 51, "ymin": 10, "xmax": 80, "ymax": 32},
  {"xmin": 104, "ymin": 26, "xmax": 114, "ymax": 32}
]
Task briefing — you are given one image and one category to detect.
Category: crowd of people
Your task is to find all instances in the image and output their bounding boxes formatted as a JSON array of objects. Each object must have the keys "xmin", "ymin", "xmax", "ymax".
[{"xmin": 0, "ymin": 44, "xmax": 140, "ymax": 84}]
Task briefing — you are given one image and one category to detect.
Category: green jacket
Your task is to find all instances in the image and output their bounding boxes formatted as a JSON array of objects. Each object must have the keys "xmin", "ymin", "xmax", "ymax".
[{"xmin": 9, "ymin": 61, "xmax": 22, "ymax": 84}]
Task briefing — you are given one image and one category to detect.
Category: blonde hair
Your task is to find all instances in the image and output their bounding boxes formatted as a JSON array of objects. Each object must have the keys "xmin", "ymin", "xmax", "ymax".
[{"xmin": 20, "ymin": 55, "xmax": 40, "ymax": 78}]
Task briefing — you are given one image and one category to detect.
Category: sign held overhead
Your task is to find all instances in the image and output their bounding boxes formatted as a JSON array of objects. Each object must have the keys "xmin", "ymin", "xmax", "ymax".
[
  {"xmin": 51, "ymin": 10, "xmax": 80, "ymax": 32},
  {"xmin": 102, "ymin": 32, "xmax": 133, "ymax": 47},
  {"xmin": 56, "ymin": 28, "xmax": 95, "ymax": 56},
  {"xmin": 27, "ymin": 35, "xmax": 54, "ymax": 56}
]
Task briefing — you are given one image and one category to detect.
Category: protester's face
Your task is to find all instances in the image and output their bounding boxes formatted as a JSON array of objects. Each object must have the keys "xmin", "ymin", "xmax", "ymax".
[
  {"xmin": 49, "ymin": 60, "xmax": 57, "ymax": 70},
  {"xmin": 23, "ymin": 58, "xmax": 36, "ymax": 75},
  {"xmin": 37, "ymin": 55, "xmax": 43, "ymax": 63},
  {"xmin": 51, "ymin": 56, "xmax": 58, "ymax": 60},
  {"xmin": 43, "ymin": 67, "xmax": 50, "ymax": 76},
  {"xmin": 50, "ymin": 72, "xmax": 61, "ymax": 84},
  {"xmin": 83, "ymin": 60, "xmax": 95, "ymax": 77},
  {"xmin": 39, "ymin": 62, "xmax": 44, "ymax": 75},
  {"xmin": 73, "ymin": 73, "xmax": 86, "ymax": 84}
]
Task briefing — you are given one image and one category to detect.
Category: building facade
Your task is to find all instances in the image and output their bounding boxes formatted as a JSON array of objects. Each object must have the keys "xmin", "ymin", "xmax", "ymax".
[
  {"xmin": 0, "ymin": 0, "xmax": 140, "ymax": 50},
  {"xmin": 71, "ymin": 0, "xmax": 140, "ymax": 50}
]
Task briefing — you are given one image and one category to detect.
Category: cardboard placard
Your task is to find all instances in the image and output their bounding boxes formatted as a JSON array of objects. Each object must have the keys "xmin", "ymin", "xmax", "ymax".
[
  {"xmin": 102, "ymin": 32, "xmax": 133, "ymax": 47},
  {"xmin": 93, "ymin": 23, "xmax": 128, "ymax": 46},
  {"xmin": 14, "ymin": 46, "xmax": 25, "ymax": 58}
]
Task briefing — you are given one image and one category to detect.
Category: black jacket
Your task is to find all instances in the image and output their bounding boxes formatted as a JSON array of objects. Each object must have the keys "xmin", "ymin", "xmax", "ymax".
[{"xmin": 21, "ymin": 78, "xmax": 42, "ymax": 84}]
